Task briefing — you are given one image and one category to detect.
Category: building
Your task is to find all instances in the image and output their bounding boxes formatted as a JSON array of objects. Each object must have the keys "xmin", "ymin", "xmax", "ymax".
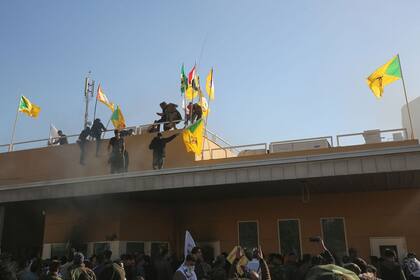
[
  {"xmin": 402, "ymin": 96, "xmax": 420, "ymax": 140},
  {"xmin": 0, "ymin": 125, "xmax": 419, "ymax": 263}
]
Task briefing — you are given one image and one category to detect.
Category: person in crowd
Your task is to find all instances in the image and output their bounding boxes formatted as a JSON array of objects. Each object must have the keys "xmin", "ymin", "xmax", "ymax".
[
  {"xmin": 20, "ymin": 258, "xmax": 42, "ymax": 280},
  {"xmin": 378, "ymin": 249, "xmax": 406, "ymax": 280},
  {"xmin": 342, "ymin": 262, "xmax": 362, "ymax": 276},
  {"xmin": 52, "ymin": 130, "xmax": 68, "ymax": 145},
  {"xmin": 267, "ymin": 254, "xmax": 286, "ymax": 280},
  {"xmin": 90, "ymin": 119, "xmax": 106, "ymax": 156},
  {"xmin": 77, "ymin": 126, "xmax": 91, "ymax": 165},
  {"xmin": 134, "ymin": 254, "xmax": 146, "ymax": 280},
  {"xmin": 403, "ymin": 253, "xmax": 420, "ymax": 280},
  {"xmin": 210, "ymin": 255, "xmax": 227, "ymax": 280},
  {"xmin": 93, "ymin": 250, "xmax": 113, "ymax": 277},
  {"xmin": 282, "ymin": 252, "xmax": 298, "ymax": 280},
  {"xmin": 0, "ymin": 259, "xmax": 17, "ymax": 280},
  {"xmin": 154, "ymin": 249, "xmax": 173, "ymax": 280},
  {"xmin": 229, "ymin": 246, "xmax": 271, "ymax": 280},
  {"xmin": 121, "ymin": 254, "xmax": 136, "ymax": 280},
  {"xmin": 246, "ymin": 249, "xmax": 261, "ymax": 275},
  {"xmin": 97, "ymin": 260, "xmax": 125, "ymax": 280},
  {"xmin": 108, "ymin": 130, "xmax": 126, "ymax": 173},
  {"xmin": 149, "ymin": 132, "xmax": 178, "ymax": 170},
  {"xmin": 43, "ymin": 260, "xmax": 62, "ymax": 280},
  {"xmin": 191, "ymin": 247, "xmax": 211, "ymax": 280},
  {"xmin": 173, "ymin": 254, "xmax": 197, "ymax": 280},
  {"xmin": 65, "ymin": 252, "xmax": 96, "ymax": 280},
  {"xmin": 157, "ymin": 102, "xmax": 182, "ymax": 131}
]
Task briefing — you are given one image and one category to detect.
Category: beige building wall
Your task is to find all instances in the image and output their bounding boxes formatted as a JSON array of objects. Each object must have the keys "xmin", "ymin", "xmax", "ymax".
[{"xmin": 42, "ymin": 188, "xmax": 420, "ymax": 261}]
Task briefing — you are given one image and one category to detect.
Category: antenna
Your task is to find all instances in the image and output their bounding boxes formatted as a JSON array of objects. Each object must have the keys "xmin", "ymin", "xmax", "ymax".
[{"xmin": 83, "ymin": 71, "xmax": 95, "ymax": 128}]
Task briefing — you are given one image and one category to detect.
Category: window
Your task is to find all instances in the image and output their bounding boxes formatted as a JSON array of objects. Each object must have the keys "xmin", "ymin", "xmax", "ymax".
[
  {"xmin": 151, "ymin": 242, "xmax": 169, "ymax": 259},
  {"xmin": 238, "ymin": 221, "xmax": 259, "ymax": 249},
  {"xmin": 278, "ymin": 219, "xmax": 301, "ymax": 257},
  {"xmin": 321, "ymin": 218, "xmax": 347, "ymax": 258},
  {"xmin": 51, "ymin": 244, "xmax": 67, "ymax": 258},
  {"xmin": 126, "ymin": 242, "xmax": 145, "ymax": 255},
  {"xmin": 94, "ymin": 242, "xmax": 110, "ymax": 255}
]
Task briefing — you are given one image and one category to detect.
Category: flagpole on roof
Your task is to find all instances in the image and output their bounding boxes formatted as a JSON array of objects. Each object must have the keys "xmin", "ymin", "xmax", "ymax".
[
  {"xmin": 202, "ymin": 68, "xmax": 213, "ymax": 160},
  {"xmin": 9, "ymin": 96, "xmax": 21, "ymax": 152},
  {"xmin": 93, "ymin": 83, "xmax": 99, "ymax": 122},
  {"xmin": 397, "ymin": 54, "xmax": 414, "ymax": 140}
]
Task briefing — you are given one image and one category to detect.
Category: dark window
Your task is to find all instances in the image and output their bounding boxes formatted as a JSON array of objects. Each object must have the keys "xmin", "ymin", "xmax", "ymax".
[
  {"xmin": 51, "ymin": 244, "xmax": 66, "ymax": 258},
  {"xmin": 278, "ymin": 220, "xmax": 301, "ymax": 257},
  {"xmin": 151, "ymin": 242, "xmax": 169, "ymax": 259},
  {"xmin": 126, "ymin": 242, "xmax": 145, "ymax": 255},
  {"xmin": 94, "ymin": 242, "xmax": 110, "ymax": 255},
  {"xmin": 238, "ymin": 221, "xmax": 259, "ymax": 249},
  {"xmin": 321, "ymin": 218, "xmax": 347, "ymax": 258}
]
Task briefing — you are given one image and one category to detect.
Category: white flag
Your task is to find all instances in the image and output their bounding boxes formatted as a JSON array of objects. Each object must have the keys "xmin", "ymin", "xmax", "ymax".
[
  {"xmin": 48, "ymin": 124, "xmax": 59, "ymax": 146},
  {"xmin": 184, "ymin": 230, "xmax": 196, "ymax": 258}
]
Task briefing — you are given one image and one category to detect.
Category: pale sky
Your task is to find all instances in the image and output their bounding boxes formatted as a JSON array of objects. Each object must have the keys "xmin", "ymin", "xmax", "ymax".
[{"xmin": 1, "ymin": 0, "xmax": 420, "ymax": 149}]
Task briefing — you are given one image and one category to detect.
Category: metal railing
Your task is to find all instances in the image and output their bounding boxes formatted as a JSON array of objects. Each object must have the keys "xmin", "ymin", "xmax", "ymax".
[
  {"xmin": 3, "ymin": 120, "xmax": 184, "ymax": 153},
  {"xmin": 336, "ymin": 128, "xmax": 409, "ymax": 146},
  {"xmin": 202, "ymin": 143, "xmax": 268, "ymax": 160},
  {"xmin": 270, "ymin": 136, "xmax": 334, "ymax": 149}
]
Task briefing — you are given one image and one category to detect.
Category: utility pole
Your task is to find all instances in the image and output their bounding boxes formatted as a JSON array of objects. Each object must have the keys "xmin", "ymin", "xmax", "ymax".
[{"xmin": 83, "ymin": 71, "xmax": 95, "ymax": 128}]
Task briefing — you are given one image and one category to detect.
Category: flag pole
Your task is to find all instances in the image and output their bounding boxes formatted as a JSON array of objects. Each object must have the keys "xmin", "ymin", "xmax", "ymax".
[
  {"xmin": 398, "ymin": 54, "xmax": 415, "ymax": 140},
  {"xmin": 93, "ymin": 88, "xmax": 98, "ymax": 122},
  {"xmin": 9, "ymin": 96, "xmax": 21, "ymax": 152}
]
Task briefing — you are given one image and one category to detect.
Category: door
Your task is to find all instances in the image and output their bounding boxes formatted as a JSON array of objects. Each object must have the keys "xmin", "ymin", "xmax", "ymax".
[{"xmin": 370, "ymin": 237, "xmax": 407, "ymax": 261}]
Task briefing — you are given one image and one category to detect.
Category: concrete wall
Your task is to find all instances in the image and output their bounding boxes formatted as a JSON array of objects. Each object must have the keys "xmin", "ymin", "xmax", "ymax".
[
  {"xmin": 41, "ymin": 188, "xmax": 420, "ymax": 261},
  {"xmin": 0, "ymin": 130, "xmax": 195, "ymax": 186}
]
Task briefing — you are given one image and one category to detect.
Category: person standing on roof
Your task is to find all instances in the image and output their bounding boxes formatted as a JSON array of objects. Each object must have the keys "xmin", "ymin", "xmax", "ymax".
[
  {"xmin": 108, "ymin": 130, "xmax": 126, "ymax": 173},
  {"xmin": 77, "ymin": 125, "xmax": 91, "ymax": 165},
  {"xmin": 149, "ymin": 132, "xmax": 178, "ymax": 170},
  {"xmin": 91, "ymin": 118, "xmax": 107, "ymax": 156}
]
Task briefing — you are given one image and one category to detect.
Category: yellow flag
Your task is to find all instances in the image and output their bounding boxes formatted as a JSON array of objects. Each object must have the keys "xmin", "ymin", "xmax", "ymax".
[
  {"xmin": 205, "ymin": 68, "xmax": 214, "ymax": 100},
  {"xmin": 97, "ymin": 84, "xmax": 115, "ymax": 112},
  {"xmin": 366, "ymin": 55, "xmax": 402, "ymax": 98},
  {"xmin": 111, "ymin": 105, "xmax": 126, "ymax": 129},
  {"xmin": 198, "ymin": 96, "xmax": 209, "ymax": 117},
  {"xmin": 182, "ymin": 119, "xmax": 204, "ymax": 156},
  {"xmin": 18, "ymin": 96, "xmax": 41, "ymax": 118},
  {"xmin": 185, "ymin": 87, "xmax": 198, "ymax": 100},
  {"xmin": 226, "ymin": 246, "xmax": 248, "ymax": 275}
]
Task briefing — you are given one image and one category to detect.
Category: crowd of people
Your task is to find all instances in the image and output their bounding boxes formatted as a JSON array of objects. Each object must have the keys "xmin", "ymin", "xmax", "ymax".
[{"xmin": 1, "ymin": 238, "xmax": 420, "ymax": 280}]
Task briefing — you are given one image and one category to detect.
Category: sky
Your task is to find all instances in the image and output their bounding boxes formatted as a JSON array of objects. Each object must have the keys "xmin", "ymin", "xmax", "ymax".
[{"xmin": 1, "ymin": 0, "xmax": 420, "ymax": 149}]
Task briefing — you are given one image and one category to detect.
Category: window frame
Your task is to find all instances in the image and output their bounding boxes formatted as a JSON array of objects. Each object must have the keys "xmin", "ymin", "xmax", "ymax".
[
  {"xmin": 277, "ymin": 218, "xmax": 302, "ymax": 257},
  {"xmin": 320, "ymin": 217, "xmax": 348, "ymax": 256},
  {"xmin": 237, "ymin": 220, "xmax": 260, "ymax": 249}
]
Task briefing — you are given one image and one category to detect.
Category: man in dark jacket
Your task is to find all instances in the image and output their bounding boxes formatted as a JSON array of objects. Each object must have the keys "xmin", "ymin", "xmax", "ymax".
[
  {"xmin": 378, "ymin": 249, "xmax": 406, "ymax": 280},
  {"xmin": 149, "ymin": 133, "xmax": 178, "ymax": 169},
  {"xmin": 108, "ymin": 130, "xmax": 126, "ymax": 173},
  {"xmin": 157, "ymin": 102, "xmax": 182, "ymax": 131},
  {"xmin": 78, "ymin": 126, "xmax": 91, "ymax": 165},
  {"xmin": 91, "ymin": 118, "xmax": 107, "ymax": 156}
]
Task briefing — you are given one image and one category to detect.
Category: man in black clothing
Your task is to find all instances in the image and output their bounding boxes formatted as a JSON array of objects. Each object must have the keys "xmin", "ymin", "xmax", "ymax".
[
  {"xmin": 53, "ymin": 130, "xmax": 68, "ymax": 145},
  {"xmin": 156, "ymin": 102, "xmax": 182, "ymax": 131},
  {"xmin": 149, "ymin": 132, "xmax": 178, "ymax": 170},
  {"xmin": 78, "ymin": 126, "xmax": 91, "ymax": 165},
  {"xmin": 108, "ymin": 130, "xmax": 126, "ymax": 173},
  {"xmin": 379, "ymin": 249, "xmax": 406, "ymax": 280},
  {"xmin": 91, "ymin": 118, "xmax": 107, "ymax": 156}
]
